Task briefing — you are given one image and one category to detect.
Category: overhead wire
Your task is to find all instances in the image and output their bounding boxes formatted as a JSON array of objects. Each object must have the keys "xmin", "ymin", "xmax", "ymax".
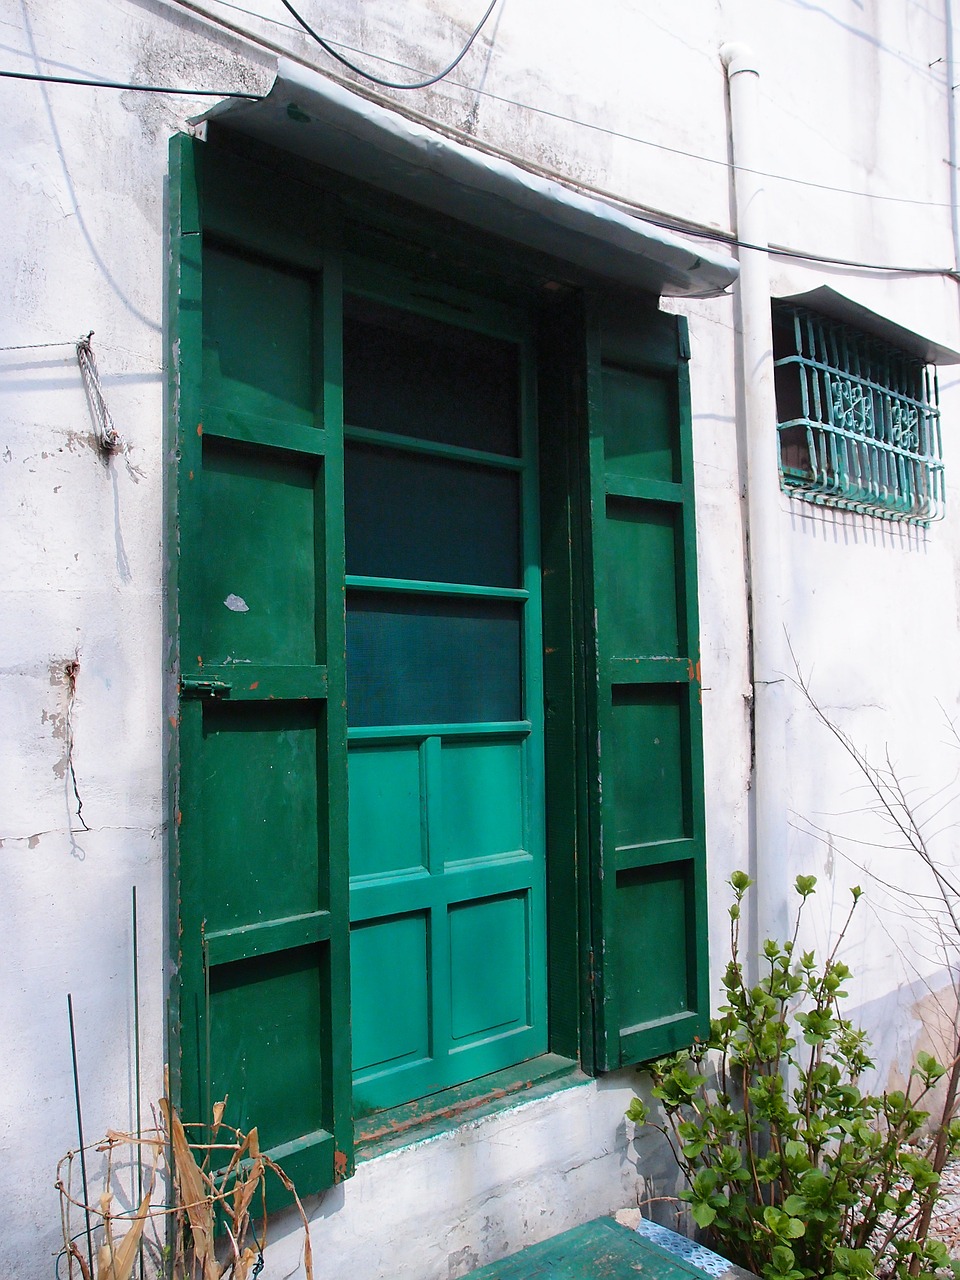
[
  {"xmin": 3, "ymin": 0, "xmax": 959, "ymax": 279},
  {"xmin": 172, "ymin": 0, "xmax": 953, "ymax": 211},
  {"xmin": 0, "ymin": 67, "xmax": 260, "ymax": 97},
  {"xmin": 276, "ymin": 0, "xmax": 500, "ymax": 90},
  {"xmin": 7, "ymin": 0, "xmax": 946, "ymax": 209},
  {"xmin": 635, "ymin": 209, "xmax": 960, "ymax": 278},
  {"xmin": 468, "ymin": 89, "xmax": 954, "ymax": 211}
]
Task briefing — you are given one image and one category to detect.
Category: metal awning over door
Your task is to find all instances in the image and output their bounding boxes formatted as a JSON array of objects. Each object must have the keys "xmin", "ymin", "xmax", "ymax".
[{"xmin": 201, "ymin": 58, "xmax": 739, "ymax": 299}]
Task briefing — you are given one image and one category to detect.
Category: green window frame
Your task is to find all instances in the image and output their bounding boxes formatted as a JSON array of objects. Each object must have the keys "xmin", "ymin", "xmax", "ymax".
[
  {"xmin": 773, "ymin": 302, "xmax": 945, "ymax": 524},
  {"xmin": 167, "ymin": 128, "xmax": 709, "ymax": 1201}
]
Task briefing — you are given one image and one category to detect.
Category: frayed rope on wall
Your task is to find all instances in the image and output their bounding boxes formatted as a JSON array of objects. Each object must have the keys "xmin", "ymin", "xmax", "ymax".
[{"xmin": 76, "ymin": 332, "xmax": 123, "ymax": 455}]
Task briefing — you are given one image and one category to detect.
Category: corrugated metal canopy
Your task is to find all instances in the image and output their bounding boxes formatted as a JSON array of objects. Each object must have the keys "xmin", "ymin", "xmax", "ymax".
[
  {"xmin": 201, "ymin": 59, "xmax": 739, "ymax": 299},
  {"xmin": 776, "ymin": 285, "xmax": 960, "ymax": 365}
]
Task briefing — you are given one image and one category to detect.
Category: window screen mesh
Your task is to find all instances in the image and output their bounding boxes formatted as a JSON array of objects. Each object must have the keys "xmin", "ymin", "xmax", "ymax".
[
  {"xmin": 346, "ymin": 592, "xmax": 522, "ymax": 727},
  {"xmin": 343, "ymin": 294, "xmax": 520, "ymax": 456},
  {"xmin": 345, "ymin": 443, "xmax": 520, "ymax": 586}
]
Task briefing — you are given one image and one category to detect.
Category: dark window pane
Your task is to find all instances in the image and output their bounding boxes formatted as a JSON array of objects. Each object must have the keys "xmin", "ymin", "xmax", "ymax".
[
  {"xmin": 346, "ymin": 592, "xmax": 522, "ymax": 726},
  {"xmin": 345, "ymin": 444, "xmax": 520, "ymax": 586},
  {"xmin": 343, "ymin": 295, "xmax": 520, "ymax": 456},
  {"xmin": 601, "ymin": 366, "xmax": 678, "ymax": 483},
  {"xmin": 203, "ymin": 245, "xmax": 314, "ymax": 423}
]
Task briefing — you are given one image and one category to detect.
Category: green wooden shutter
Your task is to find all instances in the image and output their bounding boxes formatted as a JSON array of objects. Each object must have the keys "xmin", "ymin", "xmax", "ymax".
[
  {"xmin": 168, "ymin": 134, "xmax": 353, "ymax": 1193},
  {"xmin": 582, "ymin": 298, "xmax": 709, "ymax": 1071}
]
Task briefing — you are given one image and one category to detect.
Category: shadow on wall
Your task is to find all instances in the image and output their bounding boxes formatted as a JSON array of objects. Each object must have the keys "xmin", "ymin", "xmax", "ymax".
[{"xmin": 786, "ymin": 501, "xmax": 931, "ymax": 552}]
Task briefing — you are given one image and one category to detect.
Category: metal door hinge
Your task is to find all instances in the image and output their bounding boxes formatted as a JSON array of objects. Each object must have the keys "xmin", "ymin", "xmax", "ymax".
[{"xmin": 678, "ymin": 321, "xmax": 691, "ymax": 361}]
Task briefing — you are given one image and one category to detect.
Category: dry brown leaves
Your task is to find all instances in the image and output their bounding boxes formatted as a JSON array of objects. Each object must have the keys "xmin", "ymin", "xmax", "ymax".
[{"xmin": 57, "ymin": 1096, "xmax": 314, "ymax": 1280}]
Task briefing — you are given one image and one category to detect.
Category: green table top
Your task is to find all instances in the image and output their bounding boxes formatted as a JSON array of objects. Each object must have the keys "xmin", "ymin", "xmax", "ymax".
[{"xmin": 462, "ymin": 1217, "xmax": 734, "ymax": 1279}]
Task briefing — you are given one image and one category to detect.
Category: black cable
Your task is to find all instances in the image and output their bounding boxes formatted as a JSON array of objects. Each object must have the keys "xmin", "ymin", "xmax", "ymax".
[
  {"xmin": 0, "ymin": 67, "xmax": 261, "ymax": 97},
  {"xmin": 173, "ymin": 0, "xmax": 954, "ymax": 211},
  {"xmin": 277, "ymin": 0, "xmax": 499, "ymax": 90},
  {"xmin": 631, "ymin": 208, "xmax": 959, "ymax": 277},
  {"xmin": 479, "ymin": 90, "xmax": 953, "ymax": 211},
  {"xmin": 2, "ymin": 52, "xmax": 955, "ymax": 277}
]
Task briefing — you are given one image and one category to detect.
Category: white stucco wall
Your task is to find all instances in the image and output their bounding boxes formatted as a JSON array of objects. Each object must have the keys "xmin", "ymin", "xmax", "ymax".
[
  {"xmin": 3, "ymin": 1, "xmax": 960, "ymax": 1277},
  {"xmin": 258, "ymin": 1074, "xmax": 676, "ymax": 1278}
]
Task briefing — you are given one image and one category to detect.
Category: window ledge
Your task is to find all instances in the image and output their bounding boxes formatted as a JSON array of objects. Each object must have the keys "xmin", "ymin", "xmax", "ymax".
[{"xmin": 355, "ymin": 1054, "xmax": 586, "ymax": 1160}]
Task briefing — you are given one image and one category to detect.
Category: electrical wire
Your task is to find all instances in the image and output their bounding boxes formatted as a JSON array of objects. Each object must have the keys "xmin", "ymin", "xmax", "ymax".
[
  {"xmin": 276, "ymin": 0, "xmax": 499, "ymax": 90},
  {"xmin": 0, "ymin": 67, "xmax": 261, "ymax": 97},
  {"xmin": 634, "ymin": 209, "xmax": 960, "ymax": 278},
  {"xmin": 6, "ymin": 0, "xmax": 944, "ymax": 216},
  {"xmin": 175, "ymin": 0, "xmax": 953, "ymax": 211},
  {"xmin": 336, "ymin": 97, "xmax": 957, "ymax": 278},
  {"xmin": 472, "ymin": 89, "xmax": 954, "ymax": 211},
  {"xmin": 3, "ymin": 4, "xmax": 957, "ymax": 279}
]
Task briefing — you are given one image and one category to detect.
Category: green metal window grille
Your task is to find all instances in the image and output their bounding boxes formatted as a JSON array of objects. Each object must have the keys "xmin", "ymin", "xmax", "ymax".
[{"xmin": 772, "ymin": 304, "xmax": 944, "ymax": 524}]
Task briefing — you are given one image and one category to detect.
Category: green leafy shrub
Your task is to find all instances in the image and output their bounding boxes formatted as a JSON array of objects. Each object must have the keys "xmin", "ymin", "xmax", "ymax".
[{"xmin": 627, "ymin": 873, "xmax": 960, "ymax": 1280}]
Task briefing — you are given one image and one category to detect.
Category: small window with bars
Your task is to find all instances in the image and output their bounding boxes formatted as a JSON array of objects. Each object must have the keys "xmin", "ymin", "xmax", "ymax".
[{"xmin": 772, "ymin": 303, "xmax": 944, "ymax": 524}]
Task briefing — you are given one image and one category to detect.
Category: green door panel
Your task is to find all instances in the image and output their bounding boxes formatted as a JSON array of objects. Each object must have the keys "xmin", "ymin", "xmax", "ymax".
[
  {"xmin": 170, "ymin": 134, "xmax": 352, "ymax": 1196},
  {"xmin": 600, "ymin": 366, "xmax": 680, "ymax": 484},
  {"xmin": 348, "ymin": 744, "xmax": 425, "ymax": 880},
  {"xmin": 208, "ymin": 944, "xmax": 327, "ymax": 1145},
  {"xmin": 196, "ymin": 701, "xmax": 323, "ymax": 930},
  {"xmin": 449, "ymin": 893, "xmax": 532, "ymax": 1040},
  {"xmin": 350, "ymin": 912, "xmax": 431, "ymax": 1078},
  {"xmin": 440, "ymin": 740, "xmax": 525, "ymax": 864},
  {"xmin": 609, "ymin": 687, "xmax": 688, "ymax": 849},
  {"xmin": 202, "ymin": 244, "xmax": 316, "ymax": 424},
  {"xmin": 603, "ymin": 499, "xmax": 682, "ymax": 658},
  {"xmin": 197, "ymin": 444, "xmax": 322, "ymax": 667},
  {"xmin": 583, "ymin": 306, "xmax": 709, "ymax": 1071},
  {"xmin": 344, "ymin": 286, "xmax": 547, "ymax": 1116},
  {"xmin": 614, "ymin": 861, "xmax": 698, "ymax": 1064}
]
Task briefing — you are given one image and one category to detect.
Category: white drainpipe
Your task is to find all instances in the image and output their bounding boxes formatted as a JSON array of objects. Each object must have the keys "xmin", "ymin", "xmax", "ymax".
[
  {"xmin": 720, "ymin": 42, "xmax": 790, "ymax": 945},
  {"xmin": 947, "ymin": 0, "xmax": 960, "ymax": 275}
]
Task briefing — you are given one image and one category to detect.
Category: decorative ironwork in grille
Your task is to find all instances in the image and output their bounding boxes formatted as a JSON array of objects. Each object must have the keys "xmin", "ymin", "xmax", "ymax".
[{"xmin": 772, "ymin": 304, "xmax": 944, "ymax": 524}]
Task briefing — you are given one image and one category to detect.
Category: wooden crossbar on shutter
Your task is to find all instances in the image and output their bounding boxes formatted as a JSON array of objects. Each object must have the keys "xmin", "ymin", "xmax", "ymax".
[{"xmin": 582, "ymin": 299, "xmax": 710, "ymax": 1071}]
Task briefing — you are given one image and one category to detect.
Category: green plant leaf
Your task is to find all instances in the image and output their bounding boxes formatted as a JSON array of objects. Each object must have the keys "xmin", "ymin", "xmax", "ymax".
[
  {"xmin": 915, "ymin": 1051, "xmax": 946, "ymax": 1084},
  {"xmin": 625, "ymin": 1098, "xmax": 649, "ymax": 1125},
  {"xmin": 648, "ymin": 874, "xmax": 953, "ymax": 1280},
  {"xmin": 768, "ymin": 1245, "xmax": 805, "ymax": 1280},
  {"xmin": 691, "ymin": 1200, "xmax": 717, "ymax": 1228}
]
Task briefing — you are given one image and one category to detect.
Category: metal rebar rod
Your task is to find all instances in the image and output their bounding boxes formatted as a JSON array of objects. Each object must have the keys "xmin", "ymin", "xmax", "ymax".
[
  {"xmin": 132, "ymin": 886, "xmax": 144, "ymax": 1280},
  {"xmin": 67, "ymin": 993, "xmax": 95, "ymax": 1280}
]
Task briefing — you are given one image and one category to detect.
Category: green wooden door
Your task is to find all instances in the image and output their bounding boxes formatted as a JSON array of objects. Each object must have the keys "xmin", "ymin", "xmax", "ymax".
[
  {"xmin": 582, "ymin": 303, "xmax": 709, "ymax": 1070},
  {"xmin": 171, "ymin": 136, "xmax": 353, "ymax": 1190},
  {"xmin": 172, "ymin": 131, "xmax": 711, "ymax": 1160},
  {"xmin": 341, "ymin": 274, "xmax": 548, "ymax": 1114}
]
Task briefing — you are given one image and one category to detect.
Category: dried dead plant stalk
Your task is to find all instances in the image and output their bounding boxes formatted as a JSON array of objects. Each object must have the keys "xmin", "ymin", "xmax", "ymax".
[{"xmin": 58, "ymin": 1097, "xmax": 314, "ymax": 1280}]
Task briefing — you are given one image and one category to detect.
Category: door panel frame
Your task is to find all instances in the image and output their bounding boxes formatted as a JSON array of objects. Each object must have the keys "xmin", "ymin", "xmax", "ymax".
[{"xmin": 169, "ymin": 130, "xmax": 711, "ymax": 1196}]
